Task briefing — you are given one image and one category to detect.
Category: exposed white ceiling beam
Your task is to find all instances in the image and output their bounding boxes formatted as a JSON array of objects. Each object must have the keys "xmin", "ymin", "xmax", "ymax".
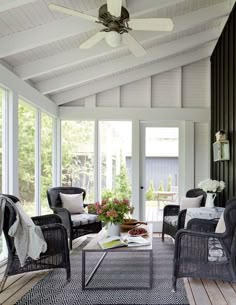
[
  {"xmin": 0, "ymin": 0, "xmax": 186, "ymax": 58},
  {"xmin": 36, "ymin": 28, "xmax": 220, "ymax": 95},
  {"xmin": 52, "ymin": 43, "xmax": 215, "ymax": 105},
  {"xmin": 0, "ymin": 0, "xmax": 37, "ymax": 12},
  {"xmin": 0, "ymin": 64, "xmax": 57, "ymax": 116},
  {"xmin": 14, "ymin": 2, "xmax": 230, "ymax": 80},
  {"xmin": 59, "ymin": 107, "xmax": 210, "ymax": 123}
]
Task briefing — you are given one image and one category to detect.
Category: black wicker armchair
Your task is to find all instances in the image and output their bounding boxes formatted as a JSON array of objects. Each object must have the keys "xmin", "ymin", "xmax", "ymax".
[
  {"xmin": 47, "ymin": 187, "xmax": 102, "ymax": 249},
  {"xmin": 0, "ymin": 194, "xmax": 70, "ymax": 292},
  {"xmin": 162, "ymin": 188, "xmax": 206, "ymax": 241},
  {"xmin": 172, "ymin": 198, "xmax": 236, "ymax": 291}
]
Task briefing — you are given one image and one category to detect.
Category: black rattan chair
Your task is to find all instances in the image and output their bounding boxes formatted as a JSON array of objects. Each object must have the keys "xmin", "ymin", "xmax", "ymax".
[
  {"xmin": 162, "ymin": 188, "xmax": 206, "ymax": 241},
  {"xmin": 172, "ymin": 197, "xmax": 236, "ymax": 291},
  {"xmin": 0, "ymin": 194, "xmax": 70, "ymax": 292},
  {"xmin": 47, "ymin": 187, "xmax": 102, "ymax": 249}
]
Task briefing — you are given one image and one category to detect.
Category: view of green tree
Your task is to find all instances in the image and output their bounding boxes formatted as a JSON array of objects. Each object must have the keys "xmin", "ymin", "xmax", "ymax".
[
  {"xmin": 61, "ymin": 121, "xmax": 95, "ymax": 202},
  {"xmin": 18, "ymin": 100, "xmax": 35, "ymax": 214},
  {"xmin": 167, "ymin": 175, "xmax": 172, "ymax": 192},
  {"xmin": 146, "ymin": 180, "xmax": 155, "ymax": 200},
  {"xmin": 114, "ymin": 162, "xmax": 131, "ymax": 199},
  {"xmin": 41, "ymin": 113, "xmax": 53, "ymax": 214},
  {"xmin": 101, "ymin": 161, "xmax": 131, "ymax": 201}
]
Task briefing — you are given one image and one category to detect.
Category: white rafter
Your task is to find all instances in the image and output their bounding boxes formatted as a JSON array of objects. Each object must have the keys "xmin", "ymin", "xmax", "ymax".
[
  {"xmin": 0, "ymin": 0, "xmax": 186, "ymax": 58},
  {"xmin": 36, "ymin": 28, "xmax": 220, "ymax": 95},
  {"xmin": 51, "ymin": 42, "xmax": 216, "ymax": 105},
  {"xmin": 0, "ymin": 0, "xmax": 37, "ymax": 12},
  {"xmin": 14, "ymin": 2, "xmax": 230, "ymax": 81}
]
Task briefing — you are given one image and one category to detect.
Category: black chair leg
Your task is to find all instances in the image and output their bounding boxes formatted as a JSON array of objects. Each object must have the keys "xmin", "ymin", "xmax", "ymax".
[
  {"xmin": 172, "ymin": 276, "xmax": 177, "ymax": 292},
  {"xmin": 162, "ymin": 229, "xmax": 165, "ymax": 241},
  {"xmin": 0, "ymin": 275, "xmax": 8, "ymax": 292}
]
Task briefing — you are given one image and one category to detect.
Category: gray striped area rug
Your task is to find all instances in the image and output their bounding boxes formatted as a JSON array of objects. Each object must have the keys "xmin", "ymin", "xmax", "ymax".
[{"xmin": 15, "ymin": 237, "xmax": 189, "ymax": 305}]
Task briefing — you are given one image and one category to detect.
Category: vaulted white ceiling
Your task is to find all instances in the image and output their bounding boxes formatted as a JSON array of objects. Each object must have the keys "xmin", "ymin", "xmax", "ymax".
[{"xmin": 0, "ymin": 0, "xmax": 234, "ymax": 105}]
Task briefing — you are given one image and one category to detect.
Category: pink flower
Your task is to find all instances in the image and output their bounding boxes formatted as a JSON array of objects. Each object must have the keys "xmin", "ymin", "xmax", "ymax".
[
  {"xmin": 122, "ymin": 199, "xmax": 130, "ymax": 205},
  {"xmin": 106, "ymin": 210, "xmax": 118, "ymax": 218},
  {"xmin": 113, "ymin": 198, "xmax": 120, "ymax": 204},
  {"xmin": 94, "ymin": 202, "xmax": 100, "ymax": 208},
  {"xmin": 102, "ymin": 199, "xmax": 108, "ymax": 205}
]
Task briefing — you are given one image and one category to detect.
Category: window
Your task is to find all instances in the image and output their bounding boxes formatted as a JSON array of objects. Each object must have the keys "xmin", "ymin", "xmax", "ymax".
[
  {"xmin": 61, "ymin": 121, "xmax": 95, "ymax": 202},
  {"xmin": 0, "ymin": 88, "xmax": 3, "ymax": 193},
  {"xmin": 0, "ymin": 87, "xmax": 6, "ymax": 261},
  {"xmin": 99, "ymin": 121, "xmax": 132, "ymax": 201},
  {"xmin": 18, "ymin": 100, "xmax": 36, "ymax": 216},
  {"xmin": 41, "ymin": 113, "xmax": 53, "ymax": 214}
]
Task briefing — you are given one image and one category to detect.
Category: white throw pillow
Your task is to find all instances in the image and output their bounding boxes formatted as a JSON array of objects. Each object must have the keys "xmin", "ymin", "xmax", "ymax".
[
  {"xmin": 179, "ymin": 195, "xmax": 203, "ymax": 211},
  {"xmin": 215, "ymin": 213, "xmax": 226, "ymax": 233},
  {"xmin": 60, "ymin": 192, "xmax": 84, "ymax": 214}
]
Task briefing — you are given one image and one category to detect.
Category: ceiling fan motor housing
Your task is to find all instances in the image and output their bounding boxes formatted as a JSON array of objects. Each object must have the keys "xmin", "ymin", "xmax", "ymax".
[{"xmin": 98, "ymin": 4, "xmax": 130, "ymax": 34}]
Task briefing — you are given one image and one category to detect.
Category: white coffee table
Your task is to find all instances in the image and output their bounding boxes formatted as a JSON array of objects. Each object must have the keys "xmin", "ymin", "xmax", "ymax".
[{"xmin": 82, "ymin": 224, "xmax": 153, "ymax": 290}]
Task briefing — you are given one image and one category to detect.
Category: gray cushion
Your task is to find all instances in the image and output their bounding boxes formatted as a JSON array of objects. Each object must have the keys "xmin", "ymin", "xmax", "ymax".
[
  {"xmin": 208, "ymin": 237, "xmax": 227, "ymax": 262},
  {"xmin": 71, "ymin": 213, "xmax": 99, "ymax": 226},
  {"xmin": 164, "ymin": 215, "xmax": 178, "ymax": 226}
]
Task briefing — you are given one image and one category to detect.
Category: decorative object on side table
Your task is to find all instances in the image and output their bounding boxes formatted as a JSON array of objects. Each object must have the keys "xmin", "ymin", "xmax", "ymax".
[
  {"xmin": 198, "ymin": 178, "xmax": 225, "ymax": 208},
  {"xmin": 93, "ymin": 198, "xmax": 133, "ymax": 236}
]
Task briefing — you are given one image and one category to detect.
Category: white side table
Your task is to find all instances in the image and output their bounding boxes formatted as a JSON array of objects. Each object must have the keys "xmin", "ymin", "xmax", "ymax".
[{"xmin": 185, "ymin": 207, "xmax": 224, "ymax": 228}]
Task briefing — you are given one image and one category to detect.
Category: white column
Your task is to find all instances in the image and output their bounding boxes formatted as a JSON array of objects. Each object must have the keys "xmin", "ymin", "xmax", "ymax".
[
  {"xmin": 132, "ymin": 119, "xmax": 141, "ymax": 220},
  {"xmin": 8, "ymin": 91, "xmax": 19, "ymax": 196},
  {"xmin": 35, "ymin": 109, "xmax": 41, "ymax": 215},
  {"xmin": 54, "ymin": 118, "xmax": 61, "ymax": 186}
]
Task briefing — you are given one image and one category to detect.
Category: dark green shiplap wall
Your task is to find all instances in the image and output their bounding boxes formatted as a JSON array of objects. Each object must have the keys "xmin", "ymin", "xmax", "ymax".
[{"xmin": 211, "ymin": 4, "xmax": 236, "ymax": 206}]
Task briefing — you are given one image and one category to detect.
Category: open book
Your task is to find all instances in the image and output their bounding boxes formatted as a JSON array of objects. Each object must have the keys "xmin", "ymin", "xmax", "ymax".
[
  {"xmin": 98, "ymin": 235, "xmax": 150, "ymax": 249},
  {"xmin": 98, "ymin": 236, "xmax": 127, "ymax": 249},
  {"xmin": 124, "ymin": 236, "xmax": 151, "ymax": 247}
]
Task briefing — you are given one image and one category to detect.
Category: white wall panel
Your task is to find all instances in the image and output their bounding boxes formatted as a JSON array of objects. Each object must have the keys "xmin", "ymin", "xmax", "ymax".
[
  {"xmin": 97, "ymin": 87, "xmax": 120, "ymax": 107},
  {"xmin": 151, "ymin": 68, "xmax": 181, "ymax": 108},
  {"xmin": 182, "ymin": 58, "xmax": 210, "ymax": 108},
  {"xmin": 194, "ymin": 123, "xmax": 210, "ymax": 186},
  {"xmin": 120, "ymin": 78, "xmax": 151, "ymax": 108}
]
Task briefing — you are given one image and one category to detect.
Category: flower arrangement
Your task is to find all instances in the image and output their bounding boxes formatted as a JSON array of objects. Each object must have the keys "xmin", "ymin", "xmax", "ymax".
[
  {"xmin": 198, "ymin": 179, "xmax": 225, "ymax": 193},
  {"xmin": 93, "ymin": 198, "xmax": 132, "ymax": 224}
]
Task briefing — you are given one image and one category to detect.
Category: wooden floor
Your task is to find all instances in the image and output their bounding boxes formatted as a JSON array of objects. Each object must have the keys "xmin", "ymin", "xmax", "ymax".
[{"xmin": 0, "ymin": 236, "xmax": 236, "ymax": 305}]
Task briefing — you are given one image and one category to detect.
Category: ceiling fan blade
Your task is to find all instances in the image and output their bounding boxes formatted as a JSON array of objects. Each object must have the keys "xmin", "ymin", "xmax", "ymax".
[
  {"xmin": 129, "ymin": 18, "xmax": 174, "ymax": 32},
  {"xmin": 48, "ymin": 4, "xmax": 98, "ymax": 22},
  {"xmin": 107, "ymin": 0, "xmax": 122, "ymax": 17},
  {"xmin": 80, "ymin": 32, "xmax": 106, "ymax": 49},
  {"xmin": 122, "ymin": 33, "xmax": 146, "ymax": 57}
]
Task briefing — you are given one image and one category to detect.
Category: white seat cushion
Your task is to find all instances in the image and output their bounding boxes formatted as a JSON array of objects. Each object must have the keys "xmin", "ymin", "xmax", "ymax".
[
  {"xmin": 208, "ymin": 237, "xmax": 227, "ymax": 262},
  {"xmin": 164, "ymin": 215, "xmax": 178, "ymax": 226},
  {"xmin": 215, "ymin": 213, "xmax": 226, "ymax": 233},
  {"xmin": 71, "ymin": 213, "xmax": 99, "ymax": 226}
]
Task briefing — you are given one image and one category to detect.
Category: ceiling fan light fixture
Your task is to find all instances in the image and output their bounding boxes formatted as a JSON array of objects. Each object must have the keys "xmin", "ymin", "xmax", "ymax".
[{"xmin": 105, "ymin": 31, "xmax": 121, "ymax": 47}]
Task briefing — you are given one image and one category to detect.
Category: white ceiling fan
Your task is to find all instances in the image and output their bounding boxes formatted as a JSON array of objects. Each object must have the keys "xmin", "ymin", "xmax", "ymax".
[{"xmin": 48, "ymin": 0, "xmax": 174, "ymax": 57}]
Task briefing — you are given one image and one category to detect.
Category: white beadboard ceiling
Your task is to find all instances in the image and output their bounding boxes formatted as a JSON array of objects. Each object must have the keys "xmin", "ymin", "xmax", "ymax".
[{"xmin": 0, "ymin": 0, "xmax": 233, "ymax": 105}]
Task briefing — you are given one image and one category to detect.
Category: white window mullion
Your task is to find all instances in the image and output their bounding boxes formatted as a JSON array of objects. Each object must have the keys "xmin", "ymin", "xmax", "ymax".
[
  {"xmin": 35, "ymin": 109, "xmax": 41, "ymax": 215},
  {"xmin": 8, "ymin": 91, "xmax": 18, "ymax": 196},
  {"xmin": 2, "ymin": 89, "xmax": 9, "ymax": 193},
  {"xmin": 94, "ymin": 120, "xmax": 99, "ymax": 201},
  {"xmin": 54, "ymin": 118, "xmax": 61, "ymax": 186}
]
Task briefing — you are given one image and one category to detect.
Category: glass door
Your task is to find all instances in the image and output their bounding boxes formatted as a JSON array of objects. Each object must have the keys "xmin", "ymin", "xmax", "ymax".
[{"xmin": 141, "ymin": 123, "xmax": 179, "ymax": 232}]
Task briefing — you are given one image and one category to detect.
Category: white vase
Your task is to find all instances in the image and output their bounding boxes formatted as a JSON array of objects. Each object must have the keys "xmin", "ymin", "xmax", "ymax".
[
  {"xmin": 107, "ymin": 223, "xmax": 121, "ymax": 236},
  {"xmin": 205, "ymin": 192, "xmax": 217, "ymax": 208}
]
